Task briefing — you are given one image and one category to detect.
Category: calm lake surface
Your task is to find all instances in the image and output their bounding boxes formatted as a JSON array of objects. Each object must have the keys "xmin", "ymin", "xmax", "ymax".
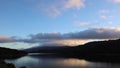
[{"xmin": 5, "ymin": 54, "xmax": 120, "ymax": 68}]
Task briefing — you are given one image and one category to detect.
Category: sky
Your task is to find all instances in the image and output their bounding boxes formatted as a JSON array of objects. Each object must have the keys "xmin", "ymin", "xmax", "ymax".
[{"xmin": 0, "ymin": 0, "xmax": 120, "ymax": 49}]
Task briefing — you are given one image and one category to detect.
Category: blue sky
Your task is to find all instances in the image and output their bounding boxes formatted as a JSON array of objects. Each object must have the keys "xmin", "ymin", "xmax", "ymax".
[
  {"xmin": 0, "ymin": 0, "xmax": 120, "ymax": 37},
  {"xmin": 0, "ymin": 0, "xmax": 120, "ymax": 49}
]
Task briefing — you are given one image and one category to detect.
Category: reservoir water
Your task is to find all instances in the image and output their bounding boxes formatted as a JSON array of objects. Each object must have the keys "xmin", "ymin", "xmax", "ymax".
[{"xmin": 5, "ymin": 54, "xmax": 120, "ymax": 68}]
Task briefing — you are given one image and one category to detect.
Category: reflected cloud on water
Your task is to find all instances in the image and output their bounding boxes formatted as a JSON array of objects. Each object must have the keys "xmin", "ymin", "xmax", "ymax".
[{"xmin": 5, "ymin": 55, "xmax": 120, "ymax": 68}]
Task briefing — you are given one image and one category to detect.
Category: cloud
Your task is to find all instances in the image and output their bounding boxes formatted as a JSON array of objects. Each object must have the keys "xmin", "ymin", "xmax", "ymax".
[
  {"xmin": 30, "ymin": 32, "xmax": 63, "ymax": 40},
  {"xmin": 66, "ymin": 28, "xmax": 120, "ymax": 39},
  {"xmin": 45, "ymin": 5, "xmax": 61, "ymax": 17},
  {"xmin": 74, "ymin": 22, "xmax": 89, "ymax": 26},
  {"xmin": 0, "ymin": 36, "xmax": 14, "ymax": 43},
  {"xmin": 1, "ymin": 28, "xmax": 120, "ymax": 44},
  {"xmin": 1, "ymin": 28, "xmax": 120, "ymax": 49},
  {"xmin": 52, "ymin": 39, "xmax": 86, "ymax": 46},
  {"xmin": 99, "ymin": 10, "xmax": 109, "ymax": 14},
  {"xmin": 99, "ymin": 10, "xmax": 113, "ymax": 20},
  {"xmin": 48, "ymin": 0, "xmax": 84, "ymax": 17},
  {"xmin": 64, "ymin": 0, "xmax": 85, "ymax": 9},
  {"xmin": 100, "ymin": 15, "xmax": 107, "ymax": 19},
  {"xmin": 16, "ymin": 28, "xmax": 120, "ymax": 43},
  {"xmin": 32, "ymin": 0, "xmax": 85, "ymax": 17},
  {"xmin": 112, "ymin": 0, "xmax": 120, "ymax": 3},
  {"xmin": 108, "ymin": 21, "xmax": 113, "ymax": 24}
]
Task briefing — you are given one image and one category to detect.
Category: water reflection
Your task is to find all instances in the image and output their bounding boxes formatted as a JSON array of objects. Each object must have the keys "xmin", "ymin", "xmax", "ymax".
[
  {"xmin": 62, "ymin": 59, "xmax": 87, "ymax": 67},
  {"xmin": 5, "ymin": 55, "xmax": 120, "ymax": 68}
]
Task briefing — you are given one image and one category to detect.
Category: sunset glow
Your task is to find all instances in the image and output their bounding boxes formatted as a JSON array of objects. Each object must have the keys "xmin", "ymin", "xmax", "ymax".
[{"xmin": 52, "ymin": 39, "xmax": 87, "ymax": 46}]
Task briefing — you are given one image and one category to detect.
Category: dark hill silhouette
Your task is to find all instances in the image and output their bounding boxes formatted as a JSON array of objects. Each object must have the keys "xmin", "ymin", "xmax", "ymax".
[
  {"xmin": 0, "ymin": 47, "xmax": 27, "ymax": 59},
  {"xmin": 25, "ymin": 39, "xmax": 120, "ymax": 62},
  {"xmin": 25, "ymin": 39, "xmax": 120, "ymax": 55},
  {"xmin": 0, "ymin": 47, "xmax": 27, "ymax": 68},
  {"xmin": 24, "ymin": 46, "xmax": 70, "ymax": 53}
]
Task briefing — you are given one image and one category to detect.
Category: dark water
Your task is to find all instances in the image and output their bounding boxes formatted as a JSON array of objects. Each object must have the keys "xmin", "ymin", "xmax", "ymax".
[{"xmin": 5, "ymin": 54, "xmax": 120, "ymax": 68}]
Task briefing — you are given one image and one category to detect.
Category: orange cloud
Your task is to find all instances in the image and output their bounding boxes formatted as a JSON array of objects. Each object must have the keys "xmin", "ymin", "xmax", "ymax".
[
  {"xmin": 64, "ymin": 0, "xmax": 84, "ymax": 9},
  {"xmin": 52, "ymin": 39, "xmax": 87, "ymax": 46},
  {"xmin": 0, "ymin": 36, "xmax": 14, "ymax": 43},
  {"xmin": 112, "ymin": 0, "xmax": 120, "ymax": 3}
]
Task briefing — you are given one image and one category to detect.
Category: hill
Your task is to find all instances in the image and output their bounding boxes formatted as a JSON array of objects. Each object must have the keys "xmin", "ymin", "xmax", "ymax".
[
  {"xmin": 25, "ymin": 39, "xmax": 120, "ymax": 55},
  {"xmin": 0, "ymin": 47, "xmax": 27, "ymax": 59}
]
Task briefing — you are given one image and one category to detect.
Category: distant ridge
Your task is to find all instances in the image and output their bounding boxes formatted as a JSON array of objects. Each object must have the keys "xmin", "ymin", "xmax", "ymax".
[
  {"xmin": 24, "ymin": 39, "xmax": 120, "ymax": 62},
  {"xmin": 25, "ymin": 39, "xmax": 120, "ymax": 55}
]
